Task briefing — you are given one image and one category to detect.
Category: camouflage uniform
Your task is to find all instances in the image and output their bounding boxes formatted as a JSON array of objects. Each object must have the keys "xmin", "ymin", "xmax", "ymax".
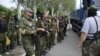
[
  {"xmin": 19, "ymin": 16, "xmax": 36, "ymax": 56},
  {"xmin": 89, "ymin": 39, "xmax": 100, "ymax": 56},
  {"xmin": 48, "ymin": 17, "xmax": 57, "ymax": 48},
  {"xmin": 82, "ymin": 38, "xmax": 100, "ymax": 56},
  {"xmin": 44, "ymin": 17, "xmax": 52, "ymax": 50},
  {"xmin": 57, "ymin": 17, "xmax": 65, "ymax": 43},
  {"xmin": 8, "ymin": 16, "xmax": 18, "ymax": 49},
  {"xmin": 0, "ymin": 33, "xmax": 6, "ymax": 54},
  {"xmin": 0, "ymin": 17, "xmax": 7, "ymax": 54},
  {"xmin": 82, "ymin": 40, "xmax": 91, "ymax": 56},
  {"xmin": 35, "ymin": 17, "xmax": 49, "ymax": 56},
  {"xmin": 63, "ymin": 16, "xmax": 68, "ymax": 36}
]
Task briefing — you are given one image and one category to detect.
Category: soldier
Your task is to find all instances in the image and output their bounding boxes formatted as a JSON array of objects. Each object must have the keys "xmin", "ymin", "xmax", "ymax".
[
  {"xmin": 0, "ymin": 12, "xmax": 7, "ymax": 56},
  {"xmin": 57, "ymin": 16, "xmax": 65, "ymax": 43},
  {"xmin": 78, "ymin": 7, "xmax": 99, "ymax": 56},
  {"xmin": 63, "ymin": 16, "xmax": 68, "ymax": 36},
  {"xmin": 7, "ymin": 11, "xmax": 18, "ymax": 49},
  {"xmin": 9, "ymin": 16, "xmax": 16, "ymax": 48},
  {"xmin": 49, "ymin": 17, "xmax": 57, "ymax": 48},
  {"xmin": 35, "ymin": 11, "xmax": 50, "ymax": 56},
  {"xmin": 19, "ymin": 8, "xmax": 36, "ymax": 56},
  {"xmin": 45, "ymin": 16, "xmax": 52, "ymax": 50},
  {"xmin": 13, "ymin": 15, "xmax": 20, "ymax": 45}
]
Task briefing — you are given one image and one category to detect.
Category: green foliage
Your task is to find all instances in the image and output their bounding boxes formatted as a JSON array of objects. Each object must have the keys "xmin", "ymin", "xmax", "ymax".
[
  {"xmin": 0, "ymin": 5, "xmax": 9, "ymax": 13},
  {"xmin": 37, "ymin": 5, "xmax": 44, "ymax": 12},
  {"xmin": 62, "ymin": 0, "xmax": 75, "ymax": 11},
  {"xmin": 14, "ymin": 0, "xmax": 75, "ymax": 15},
  {"xmin": 0, "ymin": 5, "xmax": 12, "ymax": 25}
]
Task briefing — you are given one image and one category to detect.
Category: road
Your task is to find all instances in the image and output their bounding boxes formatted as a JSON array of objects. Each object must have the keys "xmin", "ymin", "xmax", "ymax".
[
  {"xmin": 46, "ymin": 30, "xmax": 81, "ymax": 56},
  {"xmin": 5, "ymin": 30, "xmax": 81, "ymax": 56}
]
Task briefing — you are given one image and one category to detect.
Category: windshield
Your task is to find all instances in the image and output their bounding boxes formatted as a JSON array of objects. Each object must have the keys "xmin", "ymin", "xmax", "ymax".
[
  {"xmin": 94, "ymin": 0, "xmax": 100, "ymax": 9},
  {"xmin": 93, "ymin": 0, "xmax": 100, "ymax": 16}
]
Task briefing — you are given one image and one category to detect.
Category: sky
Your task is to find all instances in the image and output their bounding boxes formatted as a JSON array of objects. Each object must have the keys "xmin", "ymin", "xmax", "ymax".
[
  {"xmin": 0, "ymin": 0, "xmax": 81, "ymax": 9},
  {"xmin": 1, "ymin": 0, "xmax": 100, "ymax": 16},
  {"xmin": 0, "ymin": 0, "xmax": 16, "ymax": 8},
  {"xmin": 76, "ymin": 0, "xmax": 81, "ymax": 9}
]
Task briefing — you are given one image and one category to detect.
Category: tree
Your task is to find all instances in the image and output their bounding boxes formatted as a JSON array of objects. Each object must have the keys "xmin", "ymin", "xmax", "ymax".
[
  {"xmin": 43, "ymin": 0, "xmax": 75, "ymax": 16},
  {"xmin": 0, "ymin": 5, "xmax": 9, "ymax": 13},
  {"xmin": 62, "ymin": 0, "xmax": 75, "ymax": 11},
  {"xmin": 13, "ymin": 0, "xmax": 75, "ymax": 17}
]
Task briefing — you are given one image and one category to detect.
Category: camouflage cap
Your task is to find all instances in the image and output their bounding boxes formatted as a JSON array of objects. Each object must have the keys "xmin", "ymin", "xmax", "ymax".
[{"xmin": 24, "ymin": 8, "xmax": 33, "ymax": 12}]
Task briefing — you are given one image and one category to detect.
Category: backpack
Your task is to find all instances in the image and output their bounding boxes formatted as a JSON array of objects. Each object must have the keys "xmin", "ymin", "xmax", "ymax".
[
  {"xmin": 92, "ymin": 17, "xmax": 100, "ymax": 42},
  {"xmin": 89, "ymin": 17, "xmax": 100, "ymax": 56}
]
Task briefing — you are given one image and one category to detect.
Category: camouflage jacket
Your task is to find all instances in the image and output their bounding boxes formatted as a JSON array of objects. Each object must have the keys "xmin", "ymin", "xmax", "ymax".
[{"xmin": 19, "ymin": 16, "xmax": 36, "ymax": 35}]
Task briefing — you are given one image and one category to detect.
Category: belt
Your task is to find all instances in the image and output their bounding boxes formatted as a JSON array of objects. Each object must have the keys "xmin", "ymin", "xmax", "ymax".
[
  {"xmin": 88, "ymin": 33, "xmax": 95, "ymax": 36},
  {"xmin": 86, "ymin": 36, "xmax": 94, "ymax": 40}
]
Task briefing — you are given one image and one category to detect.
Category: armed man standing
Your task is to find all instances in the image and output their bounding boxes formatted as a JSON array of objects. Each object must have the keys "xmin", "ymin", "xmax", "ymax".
[
  {"xmin": 57, "ymin": 16, "xmax": 65, "ymax": 43},
  {"xmin": 19, "ymin": 8, "xmax": 36, "ymax": 56},
  {"xmin": 35, "ymin": 11, "xmax": 50, "ymax": 56},
  {"xmin": 0, "ymin": 12, "xmax": 7, "ymax": 56},
  {"xmin": 79, "ymin": 7, "xmax": 100, "ymax": 56}
]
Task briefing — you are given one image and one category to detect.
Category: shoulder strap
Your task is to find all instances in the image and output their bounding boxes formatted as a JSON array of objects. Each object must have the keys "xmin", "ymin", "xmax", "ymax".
[{"xmin": 94, "ymin": 17, "xmax": 98, "ymax": 32}]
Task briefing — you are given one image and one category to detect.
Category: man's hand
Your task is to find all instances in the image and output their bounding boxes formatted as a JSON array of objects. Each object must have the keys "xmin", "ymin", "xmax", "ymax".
[
  {"xmin": 37, "ymin": 28, "xmax": 45, "ymax": 32},
  {"xmin": 78, "ymin": 42, "xmax": 83, "ymax": 48},
  {"xmin": 78, "ymin": 32, "xmax": 87, "ymax": 48}
]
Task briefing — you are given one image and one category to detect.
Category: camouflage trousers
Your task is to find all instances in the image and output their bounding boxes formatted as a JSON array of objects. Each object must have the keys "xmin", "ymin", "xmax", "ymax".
[
  {"xmin": 9, "ymin": 34, "xmax": 17, "ymax": 49},
  {"xmin": 63, "ymin": 24, "xmax": 67, "ymax": 35},
  {"xmin": 35, "ymin": 33, "xmax": 47, "ymax": 56},
  {"xmin": 0, "ymin": 33, "xmax": 7, "ymax": 54},
  {"xmin": 22, "ymin": 35, "xmax": 35, "ymax": 56},
  {"xmin": 82, "ymin": 39, "xmax": 94, "ymax": 56},
  {"xmin": 0, "ymin": 40, "xmax": 5, "ymax": 54},
  {"xmin": 49, "ymin": 31, "xmax": 55, "ymax": 48},
  {"xmin": 57, "ymin": 30, "xmax": 64, "ymax": 43},
  {"xmin": 89, "ymin": 39, "xmax": 100, "ymax": 56}
]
